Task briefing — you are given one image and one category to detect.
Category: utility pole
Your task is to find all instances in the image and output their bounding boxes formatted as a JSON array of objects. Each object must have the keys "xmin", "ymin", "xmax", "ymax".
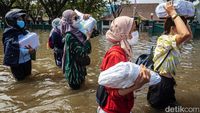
[{"xmin": 133, "ymin": 0, "xmax": 137, "ymax": 17}]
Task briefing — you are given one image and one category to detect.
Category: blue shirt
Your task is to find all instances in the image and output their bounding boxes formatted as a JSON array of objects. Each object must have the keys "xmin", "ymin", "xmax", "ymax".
[{"xmin": 18, "ymin": 34, "xmax": 31, "ymax": 64}]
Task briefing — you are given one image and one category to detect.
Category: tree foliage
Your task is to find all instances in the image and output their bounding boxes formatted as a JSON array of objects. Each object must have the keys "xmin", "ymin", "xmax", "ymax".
[
  {"xmin": 0, "ymin": 0, "xmax": 16, "ymax": 18},
  {"xmin": 28, "ymin": 1, "xmax": 44, "ymax": 24},
  {"xmin": 0, "ymin": 0, "xmax": 107, "ymax": 23},
  {"xmin": 39, "ymin": 0, "xmax": 68, "ymax": 21},
  {"xmin": 107, "ymin": 0, "xmax": 130, "ymax": 18},
  {"xmin": 65, "ymin": 0, "xmax": 107, "ymax": 20}
]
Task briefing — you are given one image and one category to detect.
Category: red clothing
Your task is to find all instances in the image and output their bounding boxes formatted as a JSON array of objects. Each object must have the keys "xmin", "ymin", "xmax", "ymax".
[{"xmin": 100, "ymin": 45, "xmax": 134, "ymax": 113}]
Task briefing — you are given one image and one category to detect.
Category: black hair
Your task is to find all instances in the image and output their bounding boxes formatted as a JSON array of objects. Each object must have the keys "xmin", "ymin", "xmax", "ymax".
[{"xmin": 164, "ymin": 16, "xmax": 187, "ymax": 34}]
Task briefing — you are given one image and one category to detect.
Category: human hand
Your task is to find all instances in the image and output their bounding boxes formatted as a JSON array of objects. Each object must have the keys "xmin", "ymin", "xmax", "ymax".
[
  {"xmin": 25, "ymin": 45, "xmax": 35, "ymax": 54},
  {"xmin": 86, "ymin": 30, "xmax": 92, "ymax": 40},
  {"xmin": 83, "ymin": 14, "xmax": 91, "ymax": 20},
  {"xmin": 164, "ymin": 1, "xmax": 177, "ymax": 17},
  {"xmin": 133, "ymin": 65, "xmax": 150, "ymax": 90}
]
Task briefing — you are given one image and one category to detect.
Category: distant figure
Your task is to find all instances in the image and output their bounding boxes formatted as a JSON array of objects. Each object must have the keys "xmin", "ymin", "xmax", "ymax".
[
  {"xmin": 2, "ymin": 9, "xmax": 36, "ymax": 81},
  {"xmin": 147, "ymin": 1, "xmax": 192, "ymax": 109},
  {"xmin": 48, "ymin": 18, "xmax": 64, "ymax": 67},
  {"xmin": 61, "ymin": 10, "xmax": 92, "ymax": 89},
  {"xmin": 150, "ymin": 13, "xmax": 154, "ymax": 20}
]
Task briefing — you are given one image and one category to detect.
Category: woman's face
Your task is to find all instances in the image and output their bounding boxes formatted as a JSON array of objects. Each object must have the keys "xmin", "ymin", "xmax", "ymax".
[{"xmin": 71, "ymin": 12, "xmax": 80, "ymax": 22}]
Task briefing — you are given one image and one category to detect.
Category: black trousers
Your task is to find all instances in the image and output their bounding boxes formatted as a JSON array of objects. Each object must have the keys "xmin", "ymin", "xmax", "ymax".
[
  {"xmin": 10, "ymin": 60, "xmax": 32, "ymax": 81},
  {"xmin": 147, "ymin": 75, "xmax": 176, "ymax": 109},
  {"xmin": 54, "ymin": 48, "xmax": 63, "ymax": 68}
]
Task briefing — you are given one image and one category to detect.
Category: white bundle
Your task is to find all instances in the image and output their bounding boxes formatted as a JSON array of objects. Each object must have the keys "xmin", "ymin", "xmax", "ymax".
[
  {"xmin": 155, "ymin": 0, "xmax": 195, "ymax": 18},
  {"xmin": 74, "ymin": 9, "xmax": 97, "ymax": 34},
  {"xmin": 98, "ymin": 62, "xmax": 161, "ymax": 89},
  {"xmin": 19, "ymin": 32, "xmax": 40, "ymax": 49}
]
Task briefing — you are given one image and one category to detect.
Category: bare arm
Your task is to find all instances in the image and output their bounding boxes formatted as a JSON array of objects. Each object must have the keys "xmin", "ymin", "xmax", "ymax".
[
  {"xmin": 185, "ymin": 22, "xmax": 193, "ymax": 41},
  {"xmin": 165, "ymin": 1, "xmax": 191, "ymax": 45}
]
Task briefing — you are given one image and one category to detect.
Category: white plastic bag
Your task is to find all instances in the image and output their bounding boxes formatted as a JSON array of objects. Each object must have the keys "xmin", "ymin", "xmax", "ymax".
[
  {"xmin": 74, "ymin": 9, "xmax": 97, "ymax": 35},
  {"xmin": 155, "ymin": 0, "xmax": 195, "ymax": 18},
  {"xmin": 19, "ymin": 32, "xmax": 40, "ymax": 49},
  {"xmin": 98, "ymin": 62, "xmax": 161, "ymax": 89}
]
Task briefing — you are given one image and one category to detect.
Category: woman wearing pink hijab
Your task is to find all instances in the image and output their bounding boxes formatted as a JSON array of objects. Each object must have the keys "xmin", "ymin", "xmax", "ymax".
[
  {"xmin": 61, "ymin": 10, "xmax": 92, "ymax": 89},
  {"xmin": 97, "ymin": 16, "xmax": 150, "ymax": 113}
]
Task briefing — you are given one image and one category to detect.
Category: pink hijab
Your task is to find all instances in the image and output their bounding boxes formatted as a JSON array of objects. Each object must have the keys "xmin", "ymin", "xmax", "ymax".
[
  {"xmin": 61, "ymin": 9, "xmax": 85, "ymax": 43},
  {"xmin": 106, "ymin": 16, "xmax": 134, "ymax": 59}
]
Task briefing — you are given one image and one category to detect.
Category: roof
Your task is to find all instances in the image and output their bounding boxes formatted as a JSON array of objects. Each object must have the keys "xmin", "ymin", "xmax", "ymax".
[{"xmin": 101, "ymin": 3, "xmax": 160, "ymax": 21}]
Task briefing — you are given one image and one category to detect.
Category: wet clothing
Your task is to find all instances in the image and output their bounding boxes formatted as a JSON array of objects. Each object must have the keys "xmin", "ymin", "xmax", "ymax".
[
  {"xmin": 2, "ymin": 28, "xmax": 30, "ymax": 66},
  {"xmin": 49, "ymin": 30, "xmax": 64, "ymax": 67},
  {"xmin": 100, "ymin": 45, "xmax": 134, "ymax": 113},
  {"xmin": 53, "ymin": 48, "xmax": 63, "ymax": 67},
  {"xmin": 2, "ymin": 27, "xmax": 32, "ymax": 81},
  {"xmin": 63, "ymin": 32, "xmax": 91, "ymax": 89},
  {"xmin": 148, "ymin": 34, "xmax": 180, "ymax": 109},
  {"xmin": 10, "ymin": 60, "xmax": 31, "ymax": 81},
  {"xmin": 49, "ymin": 31, "xmax": 64, "ymax": 49},
  {"xmin": 147, "ymin": 76, "xmax": 176, "ymax": 109}
]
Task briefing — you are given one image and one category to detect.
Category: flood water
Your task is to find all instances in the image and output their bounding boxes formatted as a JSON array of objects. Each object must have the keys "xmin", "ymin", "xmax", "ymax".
[{"xmin": 0, "ymin": 30, "xmax": 199, "ymax": 113}]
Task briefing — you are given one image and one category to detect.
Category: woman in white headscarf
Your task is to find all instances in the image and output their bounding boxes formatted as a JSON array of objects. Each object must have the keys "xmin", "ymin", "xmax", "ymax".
[{"xmin": 48, "ymin": 18, "xmax": 64, "ymax": 67}]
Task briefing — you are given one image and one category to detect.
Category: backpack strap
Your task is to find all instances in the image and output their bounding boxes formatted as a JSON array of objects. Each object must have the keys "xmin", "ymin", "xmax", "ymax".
[{"xmin": 155, "ymin": 49, "xmax": 172, "ymax": 72}]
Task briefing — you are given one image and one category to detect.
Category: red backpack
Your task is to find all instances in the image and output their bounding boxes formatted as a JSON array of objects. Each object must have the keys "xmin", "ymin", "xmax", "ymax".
[{"xmin": 48, "ymin": 35, "xmax": 54, "ymax": 49}]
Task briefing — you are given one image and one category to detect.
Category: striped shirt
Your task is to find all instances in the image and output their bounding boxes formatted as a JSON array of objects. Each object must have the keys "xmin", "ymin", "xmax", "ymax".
[{"xmin": 64, "ymin": 33, "xmax": 91, "ymax": 88}]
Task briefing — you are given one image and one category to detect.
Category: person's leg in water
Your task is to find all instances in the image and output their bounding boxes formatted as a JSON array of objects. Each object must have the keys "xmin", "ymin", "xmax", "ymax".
[
  {"xmin": 10, "ymin": 60, "xmax": 31, "ymax": 81},
  {"xmin": 54, "ymin": 49, "xmax": 63, "ymax": 68}
]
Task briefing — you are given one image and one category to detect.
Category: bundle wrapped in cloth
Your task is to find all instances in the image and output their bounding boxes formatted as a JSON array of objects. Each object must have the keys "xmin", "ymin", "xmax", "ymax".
[
  {"xmin": 98, "ymin": 62, "xmax": 161, "ymax": 89},
  {"xmin": 155, "ymin": 0, "xmax": 195, "ymax": 18},
  {"xmin": 19, "ymin": 32, "xmax": 40, "ymax": 49},
  {"xmin": 74, "ymin": 9, "xmax": 97, "ymax": 35}
]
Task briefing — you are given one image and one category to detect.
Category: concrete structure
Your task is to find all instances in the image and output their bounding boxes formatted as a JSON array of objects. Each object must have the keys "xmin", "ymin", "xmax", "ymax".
[{"xmin": 99, "ymin": 3, "xmax": 160, "ymax": 34}]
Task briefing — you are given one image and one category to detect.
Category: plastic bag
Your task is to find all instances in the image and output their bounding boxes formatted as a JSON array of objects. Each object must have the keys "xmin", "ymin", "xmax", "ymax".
[
  {"xmin": 74, "ymin": 9, "xmax": 97, "ymax": 35},
  {"xmin": 155, "ymin": 0, "xmax": 195, "ymax": 18},
  {"xmin": 98, "ymin": 62, "xmax": 161, "ymax": 89}
]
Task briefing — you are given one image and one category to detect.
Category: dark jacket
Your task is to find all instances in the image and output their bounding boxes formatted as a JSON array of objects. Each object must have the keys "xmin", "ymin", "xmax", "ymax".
[
  {"xmin": 2, "ymin": 27, "xmax": 28, "ymax": 66},
  {"xmin": 49, "ymin": 31, "xmax": 64, "ymax": 50}
]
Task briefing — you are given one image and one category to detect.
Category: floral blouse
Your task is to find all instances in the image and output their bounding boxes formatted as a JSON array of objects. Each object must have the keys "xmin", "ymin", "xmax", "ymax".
[{"xmin": 153, "ymin": 35, "xmax": 181, "ymax": 76}]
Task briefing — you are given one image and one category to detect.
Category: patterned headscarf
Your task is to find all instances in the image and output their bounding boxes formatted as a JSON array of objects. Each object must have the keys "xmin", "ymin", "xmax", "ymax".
[
  {"xmin": 61, "ymin": 9, "xmax": 84, "ymax": 43},
  {"xmin": 106, "ymin": 16, "xmax": 134, "ymax": 59}
]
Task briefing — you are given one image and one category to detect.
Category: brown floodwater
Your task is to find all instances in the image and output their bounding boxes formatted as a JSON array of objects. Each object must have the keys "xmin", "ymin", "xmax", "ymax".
[{"xmin": 0, "ymin": 30, "xmax": 199, "ymax": 113}]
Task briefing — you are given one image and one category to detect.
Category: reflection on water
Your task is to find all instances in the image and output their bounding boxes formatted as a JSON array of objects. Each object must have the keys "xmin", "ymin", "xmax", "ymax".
[{"xmin": 0, "ymin": 30, "xmax": 199, "ymax": 113}]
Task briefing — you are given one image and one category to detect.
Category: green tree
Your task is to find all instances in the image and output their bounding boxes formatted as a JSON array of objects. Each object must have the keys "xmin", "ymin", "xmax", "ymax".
[
  {"xmin": 12, "ymin": 0, "xmax": 41, "ymax": 24},
  {"xmin": 108, "ymin": 0, "xmax": 130, "ymax": 18},
  {"xmin": 28, "ymin": 1, "xmax": 44, "ymax": 24},
  {"xmin": 13, "ymin": 0, "xmax": 31, "ymax": 11},
  {"xmin": 66, "ymin": 0, "xmax": 107, "ymax": 20},
  {"xmin": 39, "ymin": 0, "xmax": 68, "ymax": 22},
  {"xmin": 0, "ymin": 0, "xmax": 16, "ymax": 19}
]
